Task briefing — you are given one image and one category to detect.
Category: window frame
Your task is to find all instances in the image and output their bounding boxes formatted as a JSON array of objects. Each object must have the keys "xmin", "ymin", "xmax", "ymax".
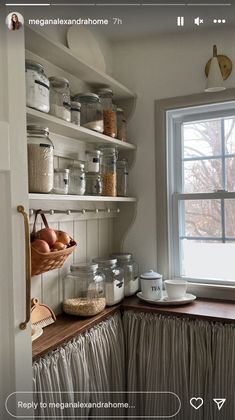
[{"xmin": 155, "ymin": 89, "xmax": 235, "ymax": 300}]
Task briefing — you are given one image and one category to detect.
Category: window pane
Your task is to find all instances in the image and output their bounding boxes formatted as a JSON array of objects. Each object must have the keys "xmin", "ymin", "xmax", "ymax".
[
  {"xmin": 183, "ymin": 160, "xmax": 222, "ymax": 193},
  {"xmin": 181, "ymin": 240, "xmax": 235, "ymax": 281},
  {"xmin": 183, "ymin": 120, "xmax": 221, "ymax": 158},
  {"xmin": 225, "ymin": 199, "xmax": 235, "ymax": 237},
  {"xmin": 183, "ymin": 200, "xmax": 221, "ymax": 238},
  {"xmin": 224, "ymin": 118, "xmax": 235, "ymax": 155},
  {"xmin": 225, "ymin": 157, "xmax": 235, "ymax": 191}
]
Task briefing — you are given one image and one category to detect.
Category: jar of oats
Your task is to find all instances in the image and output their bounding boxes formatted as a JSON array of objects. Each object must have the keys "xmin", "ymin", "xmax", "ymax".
[
  {"xmin": 63, "ymin": 263, "xmax": 106, "ymax": 317},
  {"xmin": 27, "ymin": 125, "xmax": 54, "ymax": 193},
  {"xmin": 96, "ymin": 88, "xmax": 117, "ymax": 138},
  {"xmin": 100, "ymin": 146, "xmax": 118, "ymax": 197}
]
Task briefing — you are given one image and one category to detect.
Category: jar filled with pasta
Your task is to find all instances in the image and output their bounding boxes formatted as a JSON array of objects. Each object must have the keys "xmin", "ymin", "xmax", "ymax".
[
  {"xmin": 100, "ymin": 146, "xmax": 118, "ymax": 197},
  {"xmin": 96, "ymin": 88, "xmax": 117, "ymax": 138}
]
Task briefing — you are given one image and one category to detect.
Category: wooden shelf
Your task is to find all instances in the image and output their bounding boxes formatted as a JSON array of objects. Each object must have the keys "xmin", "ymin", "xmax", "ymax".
[
  {"xmin": 29, "ymin": 194, "xmax": 137, "ymax": 203},
  {"xmin": 25, "ymin": 26, "xmax": 136, "ymax": 101},
  {"xmin": 26, "ymin": 108, "xmax": 136, "ymax": 150}
]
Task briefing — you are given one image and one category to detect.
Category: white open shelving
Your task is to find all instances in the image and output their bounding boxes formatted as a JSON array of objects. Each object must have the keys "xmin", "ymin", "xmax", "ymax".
[{"xmin": 29, "ymin": 194, "xmax": 137, "ymax": 203}]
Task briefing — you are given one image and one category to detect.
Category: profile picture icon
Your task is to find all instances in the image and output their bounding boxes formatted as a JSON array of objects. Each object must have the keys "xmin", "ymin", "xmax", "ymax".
[{"xmin": 6, "ymin": 12, "xmax": 24, "ymax": 31}]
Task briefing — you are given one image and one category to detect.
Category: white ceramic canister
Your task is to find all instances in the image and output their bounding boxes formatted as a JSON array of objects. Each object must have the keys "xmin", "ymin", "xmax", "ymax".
[{"xmin": 140, "ymin": 270, "xmax": 162, "ymax": 300}]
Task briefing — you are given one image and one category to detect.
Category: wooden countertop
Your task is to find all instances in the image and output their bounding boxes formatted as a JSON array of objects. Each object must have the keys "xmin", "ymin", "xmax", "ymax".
[{"xmin": 32, "ymin": 296, "xmax": 235, "ymax": 361}]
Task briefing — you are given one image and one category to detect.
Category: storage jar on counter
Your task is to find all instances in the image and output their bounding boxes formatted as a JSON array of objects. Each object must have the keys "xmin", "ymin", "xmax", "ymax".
[
  {"xmin": 53, "ymin": 168, "xmax": 69, "ymax": 194},
  {"xmin": 68, "ymin": 162, "xmax": 86, "ymax": 195},
  {"xmin": 25, "ymin": 60, "xmax": 50, "ymax": 113},
  {"xmin": 96, "ymin": 88, "xmax": 117, "ymax": 138},
  {"xmin": 92, "ymin": 257, "xmax": 124, "ymax": 306},
  {"xmin": 49, "ymin": 77, "xmax": 71, "ymax": 122},
  {"xmin": 117, "ymin": 108, "xmax": 127, "ymax": 141},
  {"xmin": 71, "ymin": 101, "xmax": 81, "ymax": 126},
  {"xmin": 63, "ymin": 263, "xmax": 106, "ymax": 317},
  {"xmin": 73, "ymin": 93, "xmax": 103, "ymax": 133},
  {"xmin": 27, "ymin": 125, "xmax": 54, "ymax": 193},
  {"xmin": 100, "ymin": 146, "xmax": 118, "ymax": 197},
  {"xmin": 117, "ymin": 158, "xmax": 129, "ymax": 197},
  {"xmin": 111, "ymin": 253, "xmax": 139, "ymax": 296}
]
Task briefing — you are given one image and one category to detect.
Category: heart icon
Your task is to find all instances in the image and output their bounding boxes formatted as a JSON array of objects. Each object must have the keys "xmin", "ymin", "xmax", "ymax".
[{"xmin": 190, "ymin": 397, "xmax": 204, "ymax": 410}]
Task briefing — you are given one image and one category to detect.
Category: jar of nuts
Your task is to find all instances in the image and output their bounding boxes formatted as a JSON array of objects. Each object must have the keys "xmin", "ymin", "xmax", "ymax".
[{"xmin": 100, "ymin": 146, "xmax": 118, "ymax": 197}]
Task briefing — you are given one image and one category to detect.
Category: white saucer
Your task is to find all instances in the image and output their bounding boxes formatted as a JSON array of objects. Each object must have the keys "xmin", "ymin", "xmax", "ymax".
[
  {"xmin": 137, "ymin": 291, "xmax": 196, "ymax": 306},
  {"xmin": 31, "ymin": 325, "xmax": 43, "ymax": 342}
]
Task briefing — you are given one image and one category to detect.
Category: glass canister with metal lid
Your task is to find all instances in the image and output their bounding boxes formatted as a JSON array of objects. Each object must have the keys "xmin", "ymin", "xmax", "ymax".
[
  {"xmin": 63, "ymin": 263, "xmax": 106, "ymax": 317},
  {"xmin": 49, "ymin": 76, "xmax": 71, "ymax": 122},
  {"xmin": 116, "ymin": 107, "xmax": 127, "ymax": 141},
  {"xmin": 96, "ymin": 88, "xmax": 117, "ymax": 138},
  {"xmin": 25, "ymin": 60, "xmax": 50, "ymax": 113},
  {"xmin": 70, "ymin": 100, "xmax": 81, "ymax": 126},
  {"xmin": 73, "ymin": 93, "xmax": 103, "ymax": 133},
  {"xmin": 27, "ymin": 125, "xmax": 54, "ymax": 193},
  {"xmin": 92, "ymin": 257, "xmax": 124, "ymax": 306},
  {"xmin": 100, "ymin": 146, "xmax": 118, "ymax": 197},
  {"xmin": 68, "ymin": 162, "xmax": 86, "ymax": 195},
  {"xmin": 110, "ymin": 253, "xmax": 139, "ymax": 296},
  {"xmin": 117, "ymin": 158, "xmax": 129, "ymax": 197}
]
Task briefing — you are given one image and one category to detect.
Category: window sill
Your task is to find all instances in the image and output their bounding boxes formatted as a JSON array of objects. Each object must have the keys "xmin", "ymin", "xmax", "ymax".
[{"xmin": 187, "ymin": 282, "xmax": 235, "ymax": 301}]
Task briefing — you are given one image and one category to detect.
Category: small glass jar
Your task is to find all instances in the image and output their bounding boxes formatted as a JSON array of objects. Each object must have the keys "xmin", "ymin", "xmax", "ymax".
[
  {"xmin": 71, "ymin": 101, "xmax": 81, "ymax": 126},
  {"xmin": 117, "ymin": 108, "xmax": 127, "ymax": 141},
  {"xmin": 73, "ymin": 93, "xmax": 103, "ymax": 133},
  {"xmin": 85, "ymin": 150, "xmax": 102, "ymax": 173},
  {"xmin": 111, "ymin": 253, "xmax": 139, "ymax": 297},
  {"xmin": 117, "ymin": 158, "xmax": 129, "ymax": 197},
  {"xmin": 27, "ymin": 125, "xmax": 54, "ymax": 193},
  {"xmin": 63, "ymin": 263, "xmax": 106, "ymax": 317},
  {"xmin": 49, "ymin": 77, "xmax": 71, "ymax": 122},
  {"xmin": 92, "ymin": 257, "xmax": 124, "ymax": 306},
  {"xmin": 69, "ymin": 162, "xmax": 86, "ymax": 195},
  {"xmin": 100, "ymin": 146, "xmax": 118, "ymax": 197},
  {"xmin": 53, "ymin": 168, "xmax": 69, "ymax": 195},
  {"xmin": 97, "ymin": 88, "xmax": 117, "ymax": 138},
  {"xmin": 25, "ymin": 60, "xmax": 50, "ymax": 113},
  {"xmin": 85, "ymin": 172, "xmax": 102, "ymax": 196}
]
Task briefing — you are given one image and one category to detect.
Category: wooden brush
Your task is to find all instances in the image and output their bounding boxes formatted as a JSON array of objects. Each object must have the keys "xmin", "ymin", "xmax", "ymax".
[{"xmin": 31, "ymin": 298, "xmax": 56, "ymax": 329}]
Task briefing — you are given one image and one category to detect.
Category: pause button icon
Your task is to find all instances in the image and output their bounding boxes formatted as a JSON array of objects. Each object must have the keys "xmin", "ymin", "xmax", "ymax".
[{"xmin": 177, "ymin": 16, "xmax": 184, "ymax": 26}]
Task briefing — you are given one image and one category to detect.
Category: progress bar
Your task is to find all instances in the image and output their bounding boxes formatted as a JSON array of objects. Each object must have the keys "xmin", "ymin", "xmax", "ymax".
[{"xmin": 5, "ymin": 2, "xmax": 232, "ymax": 5}]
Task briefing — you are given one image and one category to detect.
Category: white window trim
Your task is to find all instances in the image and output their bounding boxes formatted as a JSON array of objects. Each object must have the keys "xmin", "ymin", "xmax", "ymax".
[{"xmin": 155, "ymin": 89, "xmax": 235, "ymax": 301}]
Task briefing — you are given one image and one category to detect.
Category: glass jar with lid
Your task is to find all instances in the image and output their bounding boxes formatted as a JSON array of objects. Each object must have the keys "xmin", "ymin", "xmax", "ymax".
[
  {"xmin": 27, "ymin": 125, "xmax": 54, "ymax": 193},
  {"xmin": 73, "ymin": 93, "xmax": 103, "ymax": 133},
  {"xmin": 68, "ymin": 162, "xmax": 86, "ymax": 195},
  {"xmin": 117, "ymin": 158, "xmax": 129, "ymax": 197},
  {"xmin": 71, "ymin": 101, "xmax": 81, "ymax": 126},
  {"xmin": 49, "ymin": 77, "xmax": 71, "ymax": 122},
  {"xmin": 117, "ymin": 108, "xmax": 127, "ymax": 141},
  {"xmin": 92, "ymin": 257, "xmax": 124, "ymax": 306},
  {"xmin": 96, "ymin": 88, "xmax": 117, "ymax": 138},
  {"xmin": 100, "ymin": 146, "xmax": 118, "ymax": 197},
  {"xmin": 85, "ymin": 172, "xmax": 102, "ymax": 196},
  {"xmin": 25, "ymin": 60, "xmax": 50, "ymax": 113},
  {"xmin": 85, "ymin": 150, "xmax": 102, "ymax": 173},
  {"xmin": 63, "ymin": 263, "xmax": 106, "ymax": 317},
  {"xmin": 53, "ymin": 168, "xmax": 69, "ymax": 195},
  {"xmin": 110, "ymin": 253, "xmax": 139, "ymax": 297}
]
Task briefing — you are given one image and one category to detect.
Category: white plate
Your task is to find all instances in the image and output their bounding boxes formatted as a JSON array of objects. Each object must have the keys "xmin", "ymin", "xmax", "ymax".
[
  {"xmin": 137, "ymin": 291, "xmax": 196, "ymax": 306},
  {"xmin": 67, "ymin": 26, "xmax": 106, "ymax": 72},
  {"xmin": 31, "ymin": 325, "xmax": 43, "ymax": 342}
]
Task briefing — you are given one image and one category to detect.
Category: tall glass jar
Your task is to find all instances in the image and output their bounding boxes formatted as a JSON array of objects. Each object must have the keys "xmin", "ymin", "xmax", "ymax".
[
  {"xmin": 25, "ymin": 60, "xmax": 49, "ymax": 113},
  {"xmin": 117, "ymin": 158, "xmax": 129, "ymax": 197},
  {"xmin": 73, "ymin": 93, "xmax": 103, "ymax": 133},
  {"xmin": 49, "ymin": 77, "xmax": 71, "ymax": 122},
  {"xmin": 68, "ymin": 162, "xmax": 86, "ymax": 195},
  {"xmin": 100, "ymin": 146, "xmax": 118, "ymax": 197},
  {"xmin": 110, "ymin": 253, "xmax": 139, "ymax": 297},
  {"xmin": 27, "ymin": 125, "xmax": 54, "ymax": 193},
  {"xmin": 70, "ymin": 101, "xmax": 81, "ymax": 126},
  {"xmin": 63, "ymin": 263, "xmax": 106, "ymax": 317},
  {"xmin": 85, "ymin": 150, "xmax": 102, "ymax": 173},
  {"xmin": 117, "ymin": 108, "xmax": 127, "ymax": 141},
  {"xmin": 92, "ymin": 258, "xmax": 124, "ymax": 306},
  {"xmin": 97, "ymin": 88, "xmax": 117, "ymax": 138}
]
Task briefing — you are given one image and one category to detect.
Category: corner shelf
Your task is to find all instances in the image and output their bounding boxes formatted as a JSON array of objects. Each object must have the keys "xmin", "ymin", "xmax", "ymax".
[
  {"xmin": 26, "ymin": 107, "xmax": 136, "ymax": 151},
  {"xmin": 29, "ymin": 194, "xmax": 137, "ymax": 203}
]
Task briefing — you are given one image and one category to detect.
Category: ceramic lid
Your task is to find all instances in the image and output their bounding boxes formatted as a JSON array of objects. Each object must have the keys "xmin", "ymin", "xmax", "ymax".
[{"xmin": 140, "ymin": 269, "xmax": 162, "ymax": 279}]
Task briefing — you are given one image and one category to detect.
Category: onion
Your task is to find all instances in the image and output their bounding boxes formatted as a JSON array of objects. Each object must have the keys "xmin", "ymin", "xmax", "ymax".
[
  {"xmin": 32, "ymin": 239, "xmax": 50, "ymax": 253},
  {"xmin": 56, "ymin": 230, "xmax": 70, "ymax": 246},
  {"xmin": 52, "ymin": 241, "xmax": 66, "ymax": 251},
  {"xmin": 35, "ymin": 228, "xmax": 57, "ymax": 247}
]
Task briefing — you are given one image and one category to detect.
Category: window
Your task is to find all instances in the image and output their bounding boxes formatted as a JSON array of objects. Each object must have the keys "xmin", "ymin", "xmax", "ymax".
[{"xmin": 166, "ymin": 101, "xmax": 235, "ymax": 286}]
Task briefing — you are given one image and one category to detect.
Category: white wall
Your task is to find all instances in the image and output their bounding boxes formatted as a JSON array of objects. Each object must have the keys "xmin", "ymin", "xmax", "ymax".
[{"xmin": 112, "ymin": 26, "xmax": 235, "ymax": 274}]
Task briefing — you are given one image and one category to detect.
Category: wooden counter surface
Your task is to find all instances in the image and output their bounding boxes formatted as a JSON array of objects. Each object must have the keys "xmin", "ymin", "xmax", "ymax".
[{"xmin": 32, "ymin": 296, "xmax": 235, "ymax": 361}]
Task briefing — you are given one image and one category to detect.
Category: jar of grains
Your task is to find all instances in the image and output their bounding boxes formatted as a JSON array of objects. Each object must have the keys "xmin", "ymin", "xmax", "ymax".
[
  {"xmin": 53, "ymin": 168, "xmax": 69, "ymax": 195},
  {"xmin": 110, "ymin": 253, "xmax": 139, "ymax": 297},
  {"xmin": 70, "ymin": 101, "xmax": 81, "ymax": 126},
  {"xmin": 25, "ymin": 60, "xmax": 49, "ymax": 113},
  {"xmin": 73, "ymin": 93, "xmax": 103, "ymax": 133},
  {"xmin": 85, "ymin": 172, "xmax": 102, "ymax": 196},
  {"xmin": 96, "ymin": 88, "xmax": 117, "ymax": 138},
  {"xmin": 92, "ymin": 257, "xmax": 124, "ymax": 306},
  {"xmin": 27, "ymin": 125, "xmax": 54, "ymax": 193},
  {"xmin": 68, "ymin": 162, "xmax": 86, "ymax": 195},
  {"xmin": 85, "ymin": 150, "xmax": 102, "ymax": 173},
  {"xmin": 63, "ymin": 263, "xmax": 106, "ymax": 317},
  {"xmin": 49, "ymin": 77, "xmax": 71, "ymax": 122},
  {"xmin": 116, "ymin": 108, "xmax": 127, "ymax": 141},
  {"xmin": 100, "ymin": 146, "xmax": 118, "ymax": 197},
  {"xmin": 117, "ymin": 158, "xmax": 129, "ymax": 197}
]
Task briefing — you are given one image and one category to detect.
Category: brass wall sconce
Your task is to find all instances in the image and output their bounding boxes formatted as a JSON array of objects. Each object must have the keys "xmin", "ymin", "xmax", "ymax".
[{"xmin": 205, "ymin": 45, "xmax": 232, "ymax": 92}]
